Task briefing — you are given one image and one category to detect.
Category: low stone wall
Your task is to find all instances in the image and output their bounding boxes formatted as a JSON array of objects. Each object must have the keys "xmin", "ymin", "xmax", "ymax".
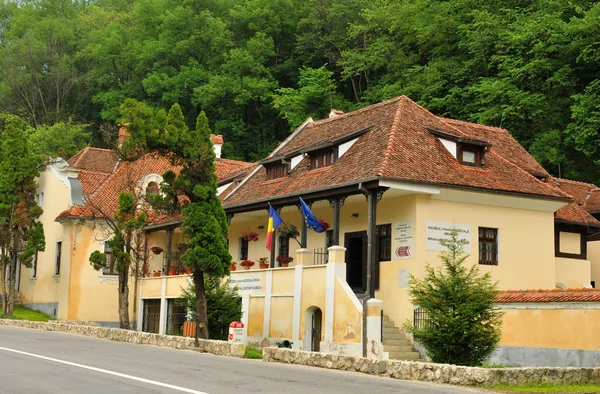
[
  {"xmin": 263, "ymin": 348, "xmax": 600, "ymax": 386},
  {"xmin": 0, "ymin": 319, "xmax": 245, "ymax": 358}
]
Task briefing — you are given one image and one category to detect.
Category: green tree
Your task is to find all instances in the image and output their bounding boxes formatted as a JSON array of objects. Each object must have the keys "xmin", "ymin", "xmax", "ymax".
[
  {"xmin": 404, "ymin": 228, "xmax": 503, "ymax": 366},
  {"xmin": 178, "ymin": 277, "xmax": 242, "ymax": 340},
  {"xmin": 121, "ymin": 101, "xmax": 232, "ymax": 340},
  {"xmin": 30, "ymin": 121, "xmax": 92, "ymax": 159},
  {"xmin": 88, "ymin": 192, "xmax": 147, "ymax": 329},
  {"xmin": 0, "ymin": 114, "xmax": 45, "ymax": 317}
]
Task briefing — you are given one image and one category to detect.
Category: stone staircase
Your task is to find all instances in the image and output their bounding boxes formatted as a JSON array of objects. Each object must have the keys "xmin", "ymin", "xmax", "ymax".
[{"xmin": 382, "ymin": 314, "xmax": 422, "ymax": 361}]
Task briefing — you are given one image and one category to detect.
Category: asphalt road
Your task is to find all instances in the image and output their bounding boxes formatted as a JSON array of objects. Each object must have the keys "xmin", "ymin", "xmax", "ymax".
[{"xmin": 0, "ymin": 326, "xmax": 486, "ymax": 394}]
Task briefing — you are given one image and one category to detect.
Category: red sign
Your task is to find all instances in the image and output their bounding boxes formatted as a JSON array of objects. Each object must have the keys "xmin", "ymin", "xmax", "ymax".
[
  {"xmin": 395, "ymin": 246, "xmax": 411, "ymax": 258},
  {"xmin": 229, "ymin": 321, "xmax": 244, "ymax": 328}
]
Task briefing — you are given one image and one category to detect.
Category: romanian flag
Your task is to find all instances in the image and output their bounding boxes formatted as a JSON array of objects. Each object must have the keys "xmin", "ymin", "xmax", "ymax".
[{"xmin": 266, "ymin": 206, "xmax": 283, "ymax": 251}]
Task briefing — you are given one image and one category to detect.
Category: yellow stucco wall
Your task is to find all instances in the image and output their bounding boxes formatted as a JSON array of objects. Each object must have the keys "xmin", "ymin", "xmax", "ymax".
[
  {"xmin": 64, "ymin": 222, "xmax": 136, "ymax": 323},
  {"xmin": 333, "ymin": 279, "xmax": 361, "ymax": 343},
  {"xmin": 269, "ymin": 296, "xmax": 294, "ymax": 338},
  {"xmin": 141, "ymin": 277, "xmax": 163, "ymax": 298},
  {"xmin": 299, "ymin": 266, "xmax": 327, "ymax": 340},
  {"xmin": 248, "ymin": 296, "xmax": 265, "ymax": 337},
  {"xmin": 500, "ymin": 308, "xmax": 600, "ymax": 350},
  {"xmin": 559, "ymin": 231, "xmax": 581, "ymax": 254},
  {"xmin": 19, "ymin": 168, "xmax": 73, "ymax": 316},
  {"xmin": 555, "ymin": 258, "xmax": 591, "ymax": 288},
  {"xmin": 588, "ymin": 241, "xmax": 600, "ymax": 288},
  {"xmin": 165, "ymin": 275, "xmax": 191, "ymax": 297},
  {"xmin": 272, "ymin": 269, "xmax": 294, "ymax": 294}
]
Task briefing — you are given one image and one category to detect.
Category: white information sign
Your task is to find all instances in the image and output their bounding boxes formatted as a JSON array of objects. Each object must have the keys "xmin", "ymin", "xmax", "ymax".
[
  {"xmin": 425, "ymin": 221, "xmax": 471, "ymax": 252},
  {"xmin": 398, "ymin": 269, "xmax": 410, "ymax": 288},
  {"xmin": 229, "ymin": 272, "xmax": 263, "ymax": 295},
  {"xmin": 393, "ymin": 221, "xmax": 413, "ymax": 260}
]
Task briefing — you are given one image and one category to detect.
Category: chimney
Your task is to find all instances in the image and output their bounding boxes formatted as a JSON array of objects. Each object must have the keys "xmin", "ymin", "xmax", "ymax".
[
  {"xmin": 329, "ymin": 109, "xmax": 344, "ymax": 118},
  {"xmin": 118, "ymin": 123, "xmax": 130, "ymax": 147},
  {"xmin": 210, "ymin": 134, "xmax": 223, "ymax": 159}
]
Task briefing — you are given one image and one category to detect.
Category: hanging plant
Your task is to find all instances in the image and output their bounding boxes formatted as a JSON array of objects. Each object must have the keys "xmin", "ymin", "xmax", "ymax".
[
  {"xmin": 241, "ymin": 231, "xmax": 259, "ymax": 242},
  {"xmin": 176, "ymin": 243, "xmax": 190, "ymax": 252},
  {"xmin": 279, "ymin": 224, "xmax": 299, "ymax": 239},
  {"xmin": 150, "ymin": 246, "xmax": 164, "ymax": 255}
]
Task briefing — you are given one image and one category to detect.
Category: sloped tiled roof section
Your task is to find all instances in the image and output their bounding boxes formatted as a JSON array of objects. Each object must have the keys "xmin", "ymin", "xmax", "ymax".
[
  {"xmin": 584, "ymin": 189, "xmax": 600, "ymax": 213},
  {"xmin": 554, "ymin": 203, "xmax": 600, "ymax": 227},
  {"xmin": 223, "ymin": 96, "xmax": 568, "ymax": 209},
  {"xmin": 441, "ymin": 119, "xmax": 549, "ymax": 178},
  {"xmin": 67, "ymin": 147, "xmax": 121, "ymax": 195},
  {"xmin": 498, "ymin": 288, "xmax": 600, "ymax": 303},
  {"xmin": 57, "ymin": 152, "xmax": 251, "ymax": 222},
  {"xmin": 550, "ymin": 177, "xmax": 596, "ymax": 206},
  {"xmin": 68, "ymin": 147, "xmax": 119, "ymax": 174}
]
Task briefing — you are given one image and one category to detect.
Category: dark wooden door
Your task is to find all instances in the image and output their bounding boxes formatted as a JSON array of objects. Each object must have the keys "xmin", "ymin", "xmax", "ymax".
[
  {"xmin": 344, "ymin": 231, "xmax": 367, "ymax": 292},
  {"xmin": 311, "ymin": 308, "xmax": 322, "ymax": 352}
]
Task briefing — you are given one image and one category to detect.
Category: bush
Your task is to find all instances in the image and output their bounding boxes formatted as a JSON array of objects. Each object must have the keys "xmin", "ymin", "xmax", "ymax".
[
  {"xmin": 178, "ymin": 276, "xmax": 242, "ymax": 340},
  {"xmin": 404, "ymin": 228, "xmax": 503, "ymax": 366}
]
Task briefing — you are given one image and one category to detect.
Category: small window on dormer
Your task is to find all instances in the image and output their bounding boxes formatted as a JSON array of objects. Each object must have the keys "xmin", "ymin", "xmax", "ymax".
[
  {"xmin": 146, "ymin": 181, "xmax": 159, "ymax": 195},
  {"xmin": 458, "ymin": 145, "xmax": 482, "ymax": 167},
  {"xmin": 266, "ymin": 163, "xmax": 288, "ymax": 180},
  {"xmin": 310, "ymin": 148, "xmax": 337, "ymax": 170}
]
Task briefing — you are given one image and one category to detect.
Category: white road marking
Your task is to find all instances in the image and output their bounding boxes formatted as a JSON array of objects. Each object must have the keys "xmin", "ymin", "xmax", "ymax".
[{"xmin": 0, "ymin": 346, "xmax": 209, "ymax": 394}]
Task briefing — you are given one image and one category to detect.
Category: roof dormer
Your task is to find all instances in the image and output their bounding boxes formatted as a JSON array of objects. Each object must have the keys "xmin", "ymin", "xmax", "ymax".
[{"xmin": 428, "ymin": 127, "xmax": 491, "ymax": 168}]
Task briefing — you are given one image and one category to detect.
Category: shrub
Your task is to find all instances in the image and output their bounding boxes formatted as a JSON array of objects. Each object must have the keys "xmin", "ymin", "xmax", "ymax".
[{"xmin": 404, "ymin": 227, "xmax": 503, "ymax": 366}]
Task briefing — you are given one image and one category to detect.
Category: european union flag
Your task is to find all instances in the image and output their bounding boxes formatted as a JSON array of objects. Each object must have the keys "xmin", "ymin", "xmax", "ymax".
[{"xmin": 299, "ymin": 197, "xmax": 327, "ymax": 233}]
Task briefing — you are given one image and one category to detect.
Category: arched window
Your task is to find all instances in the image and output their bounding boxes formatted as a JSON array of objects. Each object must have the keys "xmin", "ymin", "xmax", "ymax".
[{"xmin": 146, "ymin": 181, "xmax": 159, "ymax": 195}]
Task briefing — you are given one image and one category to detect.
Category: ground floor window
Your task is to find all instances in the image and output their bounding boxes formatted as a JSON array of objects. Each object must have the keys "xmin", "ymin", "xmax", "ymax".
[
  {"xmin": 142, "ymin": 299, "xmax": 161, "ymax": 334},
  {"xmin": 166, "ymin": 299, "xmax": 186, "ymax": 335}
]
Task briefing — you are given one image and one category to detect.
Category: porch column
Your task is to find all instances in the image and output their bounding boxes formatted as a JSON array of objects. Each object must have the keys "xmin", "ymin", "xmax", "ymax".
[
  {"xmin": 365, "ymin": 189, "xmax": 386, "ymax": 299},
  {"xmin": 164, "ymin": 228, "xmax": 174, "ymax": 274},
  {"xmin": 328, "ymin": 197, "xmax": 346, "ymax": 246}
]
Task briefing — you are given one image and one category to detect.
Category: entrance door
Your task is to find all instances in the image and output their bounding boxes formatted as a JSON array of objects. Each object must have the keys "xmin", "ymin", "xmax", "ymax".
[
  {"xmin": 344, "ymin": 231, "xmax": 367, "ymax": 292},
  {"xmin": 311, "ymin": 308, "xmax": 322, "ymax": 352}
]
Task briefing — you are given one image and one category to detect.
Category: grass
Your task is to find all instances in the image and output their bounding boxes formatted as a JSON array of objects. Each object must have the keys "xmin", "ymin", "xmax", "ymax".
[
  {"xmin": 488, "ymin": 383, "xmax": 600, "ymax": 392},
  {"xmin": 244, "ymin": 346, "xmax": 263, "ymax": 359},
  {"xmin": 0, "ymin": 305, "xmax": 54, "ymax": 322}
]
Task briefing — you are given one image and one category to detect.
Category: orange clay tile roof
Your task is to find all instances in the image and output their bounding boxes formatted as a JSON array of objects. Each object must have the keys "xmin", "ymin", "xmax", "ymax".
[
  {"xmin": 68, "ymin": 147, "xmax": 119, "ymax": 174},
  {"xmin": 497, "ymin": 288, "xmax": 600, "ymax": 303},
  {"xmin": 210, "ymin": 134, "xmax": 223, "ymax": 145},
  {"xmin": 549, "ymin": 177, "xmax": 597, "ymax": 206},
  {"xmin": 584, "ymin": 189, "xmax": 600, "ymax": 213},
  {"xmin": 223, "ymin": 96, "xmax": 569, "ymax": 209},
  {"xmin": 57, "ymin": 151, "xmax": 251, "ymax": 222},
  {"xmin": 554, "ymin": 202, "xmax": 600, "ymax": 227}
]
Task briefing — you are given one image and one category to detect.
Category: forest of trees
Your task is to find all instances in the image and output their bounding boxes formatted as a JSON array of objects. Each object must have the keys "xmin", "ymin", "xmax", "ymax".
[{"xmin": 1, "ymin": 0, "xmax": 600, "ymax": 182}]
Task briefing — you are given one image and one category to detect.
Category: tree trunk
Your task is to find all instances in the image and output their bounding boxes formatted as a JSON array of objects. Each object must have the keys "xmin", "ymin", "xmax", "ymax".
[
  {"xmin": 1, "ymin": 250, "xmax": 7, "ymax": 315},
  {"xmin": 118, "ymin": 263, "xmax": 130, "ymax": 329},
  {"xmin": 193, "ymin": 271, "xmax": 208, "ymax": 345},
  {"xmin": 5, "ymin": 231, "xmax": 19, "ymax": 317}
]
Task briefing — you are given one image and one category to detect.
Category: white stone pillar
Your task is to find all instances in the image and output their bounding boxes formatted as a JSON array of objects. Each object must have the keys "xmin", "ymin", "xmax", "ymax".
[
  {"xmin": 158, "ymin": 276, "xmax": 167, "ymax": 335},
  {"xmin": 325, "ymin": 246, "xmax": 346, "ymax": 344},
  {"xmin": 366, "ymin": 298, "xmax": 384, "ymax": 359},
  {"xmin": 263, "ymin": 270, "xmax": 273, "ymax": 339}
]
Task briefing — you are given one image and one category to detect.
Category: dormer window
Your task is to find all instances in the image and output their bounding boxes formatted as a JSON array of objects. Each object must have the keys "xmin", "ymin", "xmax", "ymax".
[
  {"xmin": 311, "ymin": 148, "xmax": 337, "ymax": 169},
  {"xmin": 458, "ymin": 144, "xmax": 483, "ymax": 167},
  {"xmin": 266, "ymin": 163, "xmax": 288, "ymax": 180}
]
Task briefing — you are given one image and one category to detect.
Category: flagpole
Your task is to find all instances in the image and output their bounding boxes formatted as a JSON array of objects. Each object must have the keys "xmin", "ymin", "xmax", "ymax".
[{"xmin": 268, "ymin": 203, "xmax": 302, "ymax": 248}]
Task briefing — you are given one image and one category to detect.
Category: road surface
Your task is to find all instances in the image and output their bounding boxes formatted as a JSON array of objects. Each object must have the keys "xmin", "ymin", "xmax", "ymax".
[{"xmin": 0, "ymin": 326, "xmax": 486, "ymax": 393}]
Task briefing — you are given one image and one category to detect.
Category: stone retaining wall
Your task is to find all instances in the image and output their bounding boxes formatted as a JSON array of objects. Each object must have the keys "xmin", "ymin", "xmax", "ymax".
[
  {"xmin": 0, "ymin": 319, "xmax": 245, "ymax": 358},
  {"xmin": 263, "ymin": 348, "xmax": 600, "ymax": 386}
]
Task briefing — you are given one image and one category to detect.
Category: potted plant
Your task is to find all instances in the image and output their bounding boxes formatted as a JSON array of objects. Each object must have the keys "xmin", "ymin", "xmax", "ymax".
[
  {"xmin": 229, "ymin": 262, "xmax": 237, "ymax": 272},
  {"xmin": 279, "ymin": 224, "xmax": 299, "ymax": 239},
  {"xmin": 150, "ymin": 246, "xmax": 164, "ymax": 255},
  {"xmin": 241, "ymin": 231, "xmax": 259, "ymax": 242},
  {"xmin": 276, "ymin": 255, "xmax": 294, "ymax": 267},
  {"xmin": 152, "ymin": 270, "xmax": 162, "ymax": 277},
  {"xmin": 258, "ymin": 257, "xmax": 269, "ymax": 269},
  {"xmin": 240, "ymin": 260, "xmax": 255, "ymax": 270},
  {"xmin": 186, "ymin": 268, "xmax": 193, "ymax": 275},
  {"xmin": 168, "ymin": 265, "xmax": 176, "ymax": 276},
  {"xmin": 177, "ymin": 243, "xmax": 190, "ymax": 252}
]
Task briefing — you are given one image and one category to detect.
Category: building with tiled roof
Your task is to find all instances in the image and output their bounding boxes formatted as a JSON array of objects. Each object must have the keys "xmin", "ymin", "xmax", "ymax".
[{"xmin": 15, "ymin": 95, "xmax": 600, "ymax": 367}]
